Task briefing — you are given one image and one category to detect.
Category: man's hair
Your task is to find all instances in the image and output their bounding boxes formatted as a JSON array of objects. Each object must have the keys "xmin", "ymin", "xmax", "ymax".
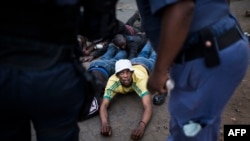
[{"xmin": 113, "ymin": 34, "xmax": 125, "ymax": 46}]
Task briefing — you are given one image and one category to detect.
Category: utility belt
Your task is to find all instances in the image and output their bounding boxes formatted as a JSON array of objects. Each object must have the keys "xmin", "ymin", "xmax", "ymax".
[{"xmin": 174, "ymin": 25, "xmax": 243, "ymax": 67}]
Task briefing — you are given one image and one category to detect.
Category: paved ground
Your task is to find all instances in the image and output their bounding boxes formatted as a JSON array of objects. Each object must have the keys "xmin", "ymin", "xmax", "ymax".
[
  {"xmin": 78, "ymin": 94, "xmax": 170, "ymax": 141},
  {"xmin": 30, "ymin": 0, "xmax": 250, "ymax": 141}
]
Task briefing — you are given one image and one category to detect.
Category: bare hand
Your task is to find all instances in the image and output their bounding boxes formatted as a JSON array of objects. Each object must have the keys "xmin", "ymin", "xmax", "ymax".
[
  {"xmin": 130, "ymin": 123, "xmax": 145, "ymax": 140},
  {"xmin": 147, "ymin": 71, "xmax": 168, "ymax": 95},
  {"xmin": 100, "ymin": 123, "xmax": 112, "ymax": 136}
]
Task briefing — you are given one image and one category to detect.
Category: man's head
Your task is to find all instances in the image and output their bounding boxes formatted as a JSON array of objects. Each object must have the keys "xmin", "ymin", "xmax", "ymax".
[
  {"xmin": 115, "ymin": 59, "xmax": 134, "ymax": 87},
  {"xmin": 113, "ymin": 34, "xmax": 126, "ymax": 49}
]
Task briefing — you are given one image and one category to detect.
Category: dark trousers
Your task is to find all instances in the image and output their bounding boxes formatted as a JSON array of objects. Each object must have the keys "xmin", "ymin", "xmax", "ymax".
[{"xmin": 0, "ymin": 63, "xmax": 86, "ymax": 141}]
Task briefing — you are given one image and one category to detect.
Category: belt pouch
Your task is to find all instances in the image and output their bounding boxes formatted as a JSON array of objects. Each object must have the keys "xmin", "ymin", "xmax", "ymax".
[{"xmin": 200, "ymin": 28, "xmax": 221, "ymax": 68}]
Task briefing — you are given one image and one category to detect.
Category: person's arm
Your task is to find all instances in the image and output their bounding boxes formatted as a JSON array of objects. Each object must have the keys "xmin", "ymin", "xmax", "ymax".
[
  {"xmin": 147, "ymin": 0, "xmax": 195, "ymax": 94},
  {"xmin": 99, "ymin": 98, "xmax": 112, "ymax": 136},
  {"xmin": 140, "ymin": 94, "xmax": 152, "ymax": 126},
  {"xmin": 131, "ymin": 94, "xmax": 152, "ymax": 140},
  {"xmin": 99, "ymin": 77, "xmax": 118, "ymax": 136},
  {"xmin": 130, "ymin": 69, "xmax": 152, "ymax": 140},
  {"xmin": 83, "ymin": 43, "xmax": 95, "ymax": 56}
]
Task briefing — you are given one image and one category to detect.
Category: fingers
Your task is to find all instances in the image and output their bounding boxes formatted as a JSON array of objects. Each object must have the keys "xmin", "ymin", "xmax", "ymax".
[
  {"xmin": 148, "ymin": 84, "xmax": 167, "ymax": 95},
  {"xmin": 100, "ymin": 125, "xmax": 112, "ymax": 136},
  {"xmin": 101, "ymin": 125, "xmax": 145, "ymax": 139},
  {"xmin": 147, "ymin": 72, "xmax": 168, "ymax": 95},
  {"xmin": 131, "ymin": 126, "xmax": 144, "ymax": 140},
  {"xmin": 131, "ymin": 131, "xmax": 143, "ymax": 140}
]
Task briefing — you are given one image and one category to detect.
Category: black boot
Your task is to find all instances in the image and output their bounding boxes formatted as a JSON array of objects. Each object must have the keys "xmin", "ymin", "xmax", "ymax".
[{"xmin": 153, "ymin": 93, "xmax": 167, "ymax": 105}]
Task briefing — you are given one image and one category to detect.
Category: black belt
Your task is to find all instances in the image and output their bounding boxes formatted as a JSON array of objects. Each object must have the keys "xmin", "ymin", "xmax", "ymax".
[{"xmin": 174, "ymin": 25, "xmax": 242, "ymax": 64}]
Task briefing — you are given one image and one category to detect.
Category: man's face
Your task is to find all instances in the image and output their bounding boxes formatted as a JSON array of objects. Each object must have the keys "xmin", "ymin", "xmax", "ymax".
[{"xmin": 117, "ymin": 69, "xmax": 133, "ymax": 87}]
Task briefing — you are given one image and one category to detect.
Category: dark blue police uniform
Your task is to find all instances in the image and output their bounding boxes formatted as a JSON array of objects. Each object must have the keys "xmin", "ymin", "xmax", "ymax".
[
  {"xmin": 136, "ymin": 0, "xmax": 249, "ymax": 140},
  {"xmin": 0, "ymin": 0, "xmax": 118, "ymax": 141}
]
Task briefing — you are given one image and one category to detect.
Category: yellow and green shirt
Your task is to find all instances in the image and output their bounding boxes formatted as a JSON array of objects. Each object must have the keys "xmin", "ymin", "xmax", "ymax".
[{"xmin": 103, "ymin": 65, "xmax": 149, "ymax": 100}]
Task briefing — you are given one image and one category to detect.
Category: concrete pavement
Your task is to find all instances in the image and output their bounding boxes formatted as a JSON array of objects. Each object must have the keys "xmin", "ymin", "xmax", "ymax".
[{"xmin": 78, "ymin": 94, "xmax": 170, "ymax": 141}]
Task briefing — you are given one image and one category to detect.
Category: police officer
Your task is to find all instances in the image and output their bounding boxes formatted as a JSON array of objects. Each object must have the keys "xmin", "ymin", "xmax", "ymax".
[
  {"xmin": 0, "ymin": 0, "xmax": 118, "ymax": 141},
  {"xmin": 136, "ymin": 0, "xmax": 249, "ymax": 140}
]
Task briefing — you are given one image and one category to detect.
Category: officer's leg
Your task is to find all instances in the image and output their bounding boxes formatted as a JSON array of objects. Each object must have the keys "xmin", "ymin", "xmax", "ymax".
[
  {"xmin": 0, "ymin": 67, "xmax": 31, "ymax": 141},
  {"xmin": 0, "ymin": 114, "xmax": 31, "ymax": 141},
  {"xmin": 24, "ymin": 63, "xmax": 86, "ymax": 141},
  {"xmin": 168, "ymin": 38, "xmax": 248, "ymax": 140},
  {"xmin": 168, "ymin": 116, "xmax": 221, "ymax": 141}
]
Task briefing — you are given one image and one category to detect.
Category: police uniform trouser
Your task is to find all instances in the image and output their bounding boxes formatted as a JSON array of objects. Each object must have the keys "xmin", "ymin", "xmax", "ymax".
[
  {"xmin": 0, "ymin": 62, "xmax": 86, "ymax": 141},
  {"xmin": 168, "ymin": 31, "xmax": 249, "ymax": 141}
]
